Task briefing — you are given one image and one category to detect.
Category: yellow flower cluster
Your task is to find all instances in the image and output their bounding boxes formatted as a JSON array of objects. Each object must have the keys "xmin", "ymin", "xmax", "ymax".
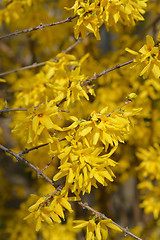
[
  {"xmin": 12, "ymin": 101, "xmax": 62, "ymax": 145},
  {"xmin": 11, "ymin": 53, "xmax": 93, "ymax": 109},
  {"xmin": 139, "ymin": 184, "xmax": 160, "ymax": 219},
  {"xmin": 24, "ymin": 193, "xmax": 73, "ymax": 231},
  {"xmin": 137, "ymin": 144, "xmax": 160, "ymax": 180},
  {"xmin": 53, "ymin": 107, "xmax": 132, "ymax": 196},
  {"xmin": 46, "ymin": 53, "xmax": 93, "ymax": 108},
  {"xmin": 66, "ymin": 0, "xmax": 148, "ymax": 39},
  {"xmin": 54, "ymin": 143, "xmax": 117, "ymax": 195},
  {"xmin": 41, "ymin": 215, "xmax": 76, "ymax": 240},
  {"xmin": 0, "ymin": 0, "xmax": 34, "ymax": 24},
  {"xmin": 126, "ymin": 33, "xmax": 160, "ymax": 79},
  {"xmin": 74, "ymin": 218, "xmax": 122, "ymax": 240},
  {"xmin": 64, "ymin": 106, "xmax": 131, "ymax": 151},
  {"xmin": 137, "ymin": 144, "xmax": 160, "ymax": 219}
]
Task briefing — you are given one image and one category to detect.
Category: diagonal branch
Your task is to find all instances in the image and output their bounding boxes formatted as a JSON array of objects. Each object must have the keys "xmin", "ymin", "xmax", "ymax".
[
  {"xmin": 78, "ymin": 202, "xmax": 143, "ymax": 240},
  {"xmin": 0, "ymin": 36, "xmax": 83, "ymax": 77},
  {"xmin": 0, "ymin": 143, "xmax": 56, "ymax": 187},
  {"xmin": 82, "ymin": 59, "xmax": 134, "ymax": 86},
  {"xmin": 18, "ymin": 138, "xmax": 66, "ymax": 155},
  {"xmin": 0, "ymin": 143, "xmax": 143, "ymax": 240},
  {"xmin": 0, "ymin": 59, "xmax": 134, "ymax": 114},
  {"xmin": 0, "ymin": 108, "xmax": 28, "ymax": 113},
  {"xmin": 0, "ymin": 15, "xmax": 78, "ymax": 40},
  {"xmin": 18, "ymin": 143, "xmax": 49, "ymax": 155}
]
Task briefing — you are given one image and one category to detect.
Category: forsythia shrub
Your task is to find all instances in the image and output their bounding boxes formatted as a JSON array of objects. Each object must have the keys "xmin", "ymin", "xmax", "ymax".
[{"xmin": 0, "ymin": 0, "xmax": 160, "ymax": 240}]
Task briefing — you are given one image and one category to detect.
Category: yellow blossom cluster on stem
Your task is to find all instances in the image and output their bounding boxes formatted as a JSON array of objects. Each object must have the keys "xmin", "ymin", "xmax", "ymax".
[
  {"xmin": 53, "ymin": 105, "xmax": 137, "ymax": 196},
  {"xmin": 66, "ymin": 0, "xmax": 148, "ymax": 39},
  {"xmin": 24, "ymin": 192, "xmax": 73, "ymax": 231},
  {"xmin": 1, "ymin": 0, "xmax": 160, "ymax": 239},
  {"xmin": 10, "ymin": 53, "xmax": 94, "ymax": 109},
  {"xmin": 12, "ymin": 100, "xmax": 62, "ymax": 145},
  {"xmin": 74, "ymin": 217, "xmax": 122, "ymax": 240},
  {"xmin": 54, "ymin": 143, "xmax": 117, "ymax": 196},
  {"xmin": 136, "ymin": 144, "xmax": 160, "ymax": 219},
  {"xmin": 126, "ymin": 33, "xmax": 160, "ymax": 79}
]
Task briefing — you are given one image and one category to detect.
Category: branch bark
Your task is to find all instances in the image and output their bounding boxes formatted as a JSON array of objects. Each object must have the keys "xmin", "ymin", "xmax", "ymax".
[
  {"xmin": 0, "ymin": 36, "xmax": 83, "ymax": 77},
  {"xmin": 0, "ymin": 15, "xmax": 78, "ymax": 40},
  {"xmin": 0, "ymin": 144, "xmax": 56, "ymax": 187},
  {"xmin": 78, "ymin": 202, "xmax": 143, "ymax": 240},
  {"xmin": 82, "ymin": 59, "xmax": 134, "ymax": 86},
  {"xmin": 0, "ymin": 143, "xmax": 143, "ymax": 240}
]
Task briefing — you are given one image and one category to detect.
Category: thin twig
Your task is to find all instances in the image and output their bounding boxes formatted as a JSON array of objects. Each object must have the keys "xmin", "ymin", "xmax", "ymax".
[
  {"xmin": 0, "ymin": 61, "xmax": 135, "ymax": 113},
  {"xmin": 82, "ymin": 59, "xmax": 134, "ymax": 86},
  {"xmin": 0, "ymin": 61, "xmax": 134, "ymax": 114},
  {"xmin": 78, "ymin": 202, "xmax": 143, "ymax": 240},
  {"xmin": 0, "ymin": 101, "xmax": 70, "ymax": 113},
  {"xmin": 0, "ymin": 39, "xmax": 133, "ymax": 87},
  {"xmin": 19, "ymin": 143, "xmax": 49, "ymax": 155},
  {"xmin": 0, "ymin": 61, "xmax": 55, "ymax": 77},
  {"xmin": 106, "ymin": 99, "xmax": 132, "ymax": 117},
  {"xmin": 0, "ymin": 108, "xmax": 28, "ymax": 113},
  {"xmin": 0, "ymin": 15, "xmax": 78, "ymax": 40},
  {"xmin": 0, "ymin": 36, "xmax": 83, "ymax": 77},
  {"xmin": 62, "ymin": 36, "xmax": 83, "ymax": 54},
  {"xmin": 0, "ymin": 143, "xmax": 143, "ymax": 240},
  {"xmin": 18, "ymin": 138, "xmax": 66, "ymax": 155},
  {"xmin": 0, "ymin": 144, "xmax": 55, "ymax": 187},
  {"xmin": 41, "ymin": 155, "xmax": 55, "ymax": 172}
]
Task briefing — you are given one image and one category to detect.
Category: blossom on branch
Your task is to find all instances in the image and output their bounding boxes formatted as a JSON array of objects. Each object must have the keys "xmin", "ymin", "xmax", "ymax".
[
  {"xmin": 24, "ymin": 193, "xmax": 73, "ymax": 231},
  {"xmin": 66, "ymin": 0, "xmax": 148, "ymax": 39},
  {"xmin": 12, "ymin": 101, "xmax": 62, "ymax": 145},
  {"xmin": 74, "ymin": 218, "xmax": 122, "ymax": 240},
  {"xmin": 126, "ymin": 33, "xmax": 160, "ymax": 79}
]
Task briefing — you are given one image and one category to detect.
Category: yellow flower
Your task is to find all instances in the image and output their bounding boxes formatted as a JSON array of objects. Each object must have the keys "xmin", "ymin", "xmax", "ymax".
[
  {"xmin": 102, "ymin": 0, "xmax": 148, "ymax": 28},
  {"xmin": 53, "ymin": 137, "xmax": 117, "ymax": 195},
  {"xmin": 126, "ymin": 34, "xmax": 160, "ymax": 79},
  {"xmin": 53, "ymin": 106, "xmax": 133, "ymax": 196},
  {"xmin": 137, "ymin": 144, "xmax": 160, "ymax": 180},
  {"xmin": 0, "ymin": 78, "xmax": 6, "ymax": 82},
  {"xmin": 24, "ymin": 193, "xmax": 73, "ymax": 231},
  {"xmin": 12, "ymin": 101, "xmax": 62, "ymax": 145},
  {"xmin": 64, "ymin": 107, "xmax": 131, "ymax": 154},
  {"xmin": 74, "ymin": 218, "xmax": 122, "ymax": 240},
  {"xmin": 137, "ymin": 181, "xmax": 160, "ymax": 219},
  {"xmin": 66, "ymin": 0, "xmax": 102, "ymax": 40},
  {"xmin": 46, "ymin": 53, "xmax": 94, "ymax": 107},
  {"xmin": 137, "ymin": 144, "xmax": 160, "ymax": 219},
  {"xmin": 66, "ymin": 0, "xmax": 148, "ymax": 39},
  {"xmin": 64, "ymin": 67, "xmax": 91, "ymax": 106}
]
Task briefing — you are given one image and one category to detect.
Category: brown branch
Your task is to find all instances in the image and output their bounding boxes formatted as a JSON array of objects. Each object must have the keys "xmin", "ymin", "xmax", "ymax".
[
  {"xmin": 0, "ymin": 143, "xmax": 56, "ymax": 187},
  {"xmin": 0, "ymin": 101, "xmax": 70, "ymax": 114},
  {"xmin": 0, "ymin": 108, "xmax": 28, "ymax": 113},
  {"xmin": 78, "ymin": 202, "xmax": 143, "ymax": 240},
  {"xmin": 41, "ymin": 155, "xmax": 55, "ymax": 172},
  {"xmin": 0, "ymin": 143, "xmax": 143, "ymax": 240},
  {"xmin": 0, "ymin": 15, "xmax": 78, "ymax": 40},
  {"xmin": 0, "ymin": 36, "xmax": 83, "ymax": 77},
  {"xmin": 0, "ymin": 61, "xmax": 53, "ymax": 77},
  {"xmin": 62, "ymin": 36, "xmax": 83, "ymax": 54},
  {"xmin": 19, "ymin": 143, "xmax": 49, "ymax": 155},
  {"xmin": 18, "ymin": 138, "xmax": 66, "ymax": 155},
  {"xmin": 0, "ymin": 60, "xmax": 134, "ymax": 114},
  {"xmin": 82, "ymin": 59, "xmax": 134, "ymax": 86},
  {"xmin": 106, "ymin": 99, "xmax": 132, "ymax": 117},
  {"xmin": 0, "ymin": 36, "xmax": 133, "ymax": 88}
]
